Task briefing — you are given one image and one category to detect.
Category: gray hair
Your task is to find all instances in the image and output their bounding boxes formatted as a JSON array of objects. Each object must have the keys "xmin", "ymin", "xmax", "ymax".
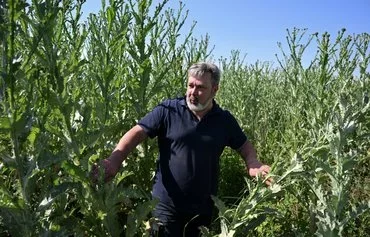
[{"xmin": 188, "ymin": 62, "xmax": 221, "ymax": 85}]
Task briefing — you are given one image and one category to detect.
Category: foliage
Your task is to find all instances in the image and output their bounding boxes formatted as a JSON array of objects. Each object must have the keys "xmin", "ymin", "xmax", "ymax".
[
  {"xmin": 0, "ymin": 0, "xmax": 210, "ymax": 235},
  {"xmin": 0, "ymin": 0, "xmax": 369, "ymax": 236},
  {"xmin": 217, "ymin": 28, "xmax": 370, "ymax": 236}
]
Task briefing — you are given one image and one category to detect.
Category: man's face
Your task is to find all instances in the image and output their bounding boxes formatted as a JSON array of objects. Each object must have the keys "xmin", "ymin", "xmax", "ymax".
[{"xmin": 186, "ymin": 72, "xmax": 218, "ymax": 112}]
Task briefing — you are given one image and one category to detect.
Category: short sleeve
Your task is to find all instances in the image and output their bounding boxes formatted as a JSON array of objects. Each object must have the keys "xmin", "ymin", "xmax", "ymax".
[
  {"xmin": 226, "ymin": 111, "xmax": 247, "ymax": 150},
  {"xmin": 138, "ymin": 103, "xmax": 166, "ymax": 138}
]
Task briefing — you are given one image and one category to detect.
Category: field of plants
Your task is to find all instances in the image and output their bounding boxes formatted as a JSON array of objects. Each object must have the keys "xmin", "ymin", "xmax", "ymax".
[{"xmin": 1, "ymin": 0, "xmax": 369, "ymax": 236}]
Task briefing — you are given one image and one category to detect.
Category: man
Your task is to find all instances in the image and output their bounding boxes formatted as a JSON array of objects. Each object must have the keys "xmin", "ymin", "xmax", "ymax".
[{"xmin": 93, "ymin": 62, "xmax": 271, "ymax": 236}]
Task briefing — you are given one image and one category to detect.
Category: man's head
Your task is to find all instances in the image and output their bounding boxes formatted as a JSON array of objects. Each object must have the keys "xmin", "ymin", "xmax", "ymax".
[
  {"xmin": 186, "ymin": 62, "xmax": 220, "ymax": 112},
  {"xmin": 187, "ymin": 62, "xmax": 221, "ymax": 86}
]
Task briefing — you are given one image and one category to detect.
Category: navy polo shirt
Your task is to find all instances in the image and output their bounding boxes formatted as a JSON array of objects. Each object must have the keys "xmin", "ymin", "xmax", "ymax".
[{"xmin": 138, "ymin": 97, "xmax": 247, "ymax": 214}]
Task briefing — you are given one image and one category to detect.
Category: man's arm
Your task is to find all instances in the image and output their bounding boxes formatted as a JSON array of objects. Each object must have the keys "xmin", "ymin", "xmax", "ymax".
[
  {"xmin": 237, "ymin": 140, "xmax": 272, "ymax": 185},
  {"xmin": 92, "ymin": 125, "xmax": 148, "ymax": 182}
]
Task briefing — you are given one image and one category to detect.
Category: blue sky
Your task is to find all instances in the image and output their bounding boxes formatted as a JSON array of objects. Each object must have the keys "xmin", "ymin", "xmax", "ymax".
[{"xmin": 82, "ymin": 0, "xmax": 370, "ymax": 65}]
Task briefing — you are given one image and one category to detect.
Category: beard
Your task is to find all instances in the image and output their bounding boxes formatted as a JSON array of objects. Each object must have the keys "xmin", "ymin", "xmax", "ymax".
[{"xmin": 186, "ymin": 95, "xmax": 214, "ymax": 112}]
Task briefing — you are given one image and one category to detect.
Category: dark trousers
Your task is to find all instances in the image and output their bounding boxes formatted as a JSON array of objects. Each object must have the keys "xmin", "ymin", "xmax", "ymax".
[{"xmin": 149, "ymin": 202, "xmax": 212, "ymax": 237}]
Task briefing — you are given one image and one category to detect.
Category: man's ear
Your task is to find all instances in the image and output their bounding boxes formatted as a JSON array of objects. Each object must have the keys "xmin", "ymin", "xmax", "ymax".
[{"xmin": 213, "ymin": 84, "xmax": 219, "ymax": 94}]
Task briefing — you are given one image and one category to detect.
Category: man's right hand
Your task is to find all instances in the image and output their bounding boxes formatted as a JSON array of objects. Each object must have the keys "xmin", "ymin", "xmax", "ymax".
[
  {"xmin": 91, "ymin": 158, "xmax": 119, "ymax": 183},
  {"xmin": 90, "ymin": 125, "xmax": 148, "ymax": 184}
]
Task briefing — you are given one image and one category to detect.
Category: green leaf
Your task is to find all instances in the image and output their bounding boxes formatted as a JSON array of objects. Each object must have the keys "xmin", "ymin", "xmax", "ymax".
[
  {"xmin": 27, "ymin": 127, "xmax": 40, "ymax": 146},
  {"xmin": 115, "ymin": 170, "xmax": 133, "ymax": 185},
  {"xmin": 342, "ymin": 158, "xmax": 356, "ymax": 172},
  {"xmin": 220, "ymin": 219, "xmax": 235, "ymax": 237},
  {"xmin": 118, "ymin": 192, "xmax": 156, "ymax": 237},
  {"xmin": 211, "ymin": 195, "xmax": 227, "ymax": 216},
  {"xmin": 37, "ymin": 151, "xmax": 67, "ymax": 169},
  {"xmin": 61, "ymin": 161, "xmax": 88, "ymax": 183},
  {"xmin": 341, "ymin": 201, "xmax": 370, "ymax": 227},
  {"xmin": 0, "ymin": 117, "xmax": 11, "ymax": 133},
  {"xmin": 0, "ymin": 206, "xmax": 35, "ymax": 236},
  {"xmin": 239, "ymin": 213, "xmax": 267, "ymax": 232},
  {"xmin": 0, "ymin": 152, "xmax": 16, "ymax": 167}
]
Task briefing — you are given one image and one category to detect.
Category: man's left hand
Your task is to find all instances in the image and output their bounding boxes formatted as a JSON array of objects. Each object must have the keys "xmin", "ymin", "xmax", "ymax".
[{"xmin": 248, "ymin": 164, "xmax": 273, "ymax": 186}]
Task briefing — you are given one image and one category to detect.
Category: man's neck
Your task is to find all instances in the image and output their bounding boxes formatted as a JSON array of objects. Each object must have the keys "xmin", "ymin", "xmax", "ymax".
[{"xmin": 191, "ymin": 102, "xmax": 213, "ymax": 120}]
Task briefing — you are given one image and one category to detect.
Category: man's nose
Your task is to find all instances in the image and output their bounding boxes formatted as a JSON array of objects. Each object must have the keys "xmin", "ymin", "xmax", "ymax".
[{"xmin": 190, "ymin": 87, "xmax": 198, "ymax": 95}]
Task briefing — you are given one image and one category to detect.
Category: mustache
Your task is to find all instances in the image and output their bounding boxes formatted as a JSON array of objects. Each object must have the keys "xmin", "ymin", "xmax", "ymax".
[{"xmin": 188, "ymin": 96, "xmax": 199, "ymax": 103}]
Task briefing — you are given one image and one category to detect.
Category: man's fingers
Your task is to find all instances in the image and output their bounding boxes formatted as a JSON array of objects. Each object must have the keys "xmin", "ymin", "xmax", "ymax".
[
  {"xmin": 260, "ymin": 166, "xmax": 273, "ymax": 186},
  {"xmin": 264, "ymin": 177, "xmax": 274, "ymax": 186},
  {"xmin": 261, "ymin": 165, "xmax": 270, "ymax": 173},
  {"xmin": 90, "ymin": 159, "xmax": 117, "ymax": 183},
  {"xmin": 248, "ymin": 165, "xmax": 273, "ymax": 186},
  {"xmin": 90, "ymin": 163, "xmax": 100, "ymax": 183},
  {"xmin": 259, "ymin": 166, "xmax": 270, "ymax": 177},
  {"xmin": 90, "ymin": 162, "xmax": 108, "ymax": 184}
]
